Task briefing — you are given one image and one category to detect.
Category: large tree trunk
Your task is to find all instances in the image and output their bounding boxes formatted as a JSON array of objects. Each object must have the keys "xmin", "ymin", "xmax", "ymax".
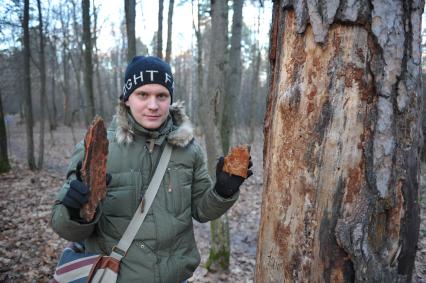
[
  {"xmin": 157, "ymin": 0, "xmax": 164, "ymax": 59},
  {"xmin": 221, "ymin": 0, "xmax": 243, "ymax": 154},
  {"xmin": 0, "ymin": 90, "xmax": 10, "ymax": 173},
  {"xmin": 165, "ymin": 0, "xmax": 174, "ymax": 63},
  {"xmin": 37, "ymin": 0, "xmax": 46, "ymax": 170},
  {"xmin": 22, "ymin": 0, "xmax": 36, "ymax": 170},
  {"xmin": 199, "ymin": 0, "xmax": 230, "ymax": 272},
  {"xmin": 124, "ymin": 0, "xmax": 136, "ymax": 61},
  {"xmin": 255, "ymin": 1, "xmax": 423, "ymax": 282},
  {"xmin": 82, "ymin": 0, "xmax": 95, "ymax": 124}
]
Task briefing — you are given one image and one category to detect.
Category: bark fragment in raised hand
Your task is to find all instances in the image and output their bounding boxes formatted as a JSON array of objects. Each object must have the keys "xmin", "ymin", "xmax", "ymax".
[
  {"xmin": 223, "ymin": 144, "xmax": 250, "ymax": 178},
  {"xmin": 81, "ymin": 116, "xmax": 109, "ymax": 222}
]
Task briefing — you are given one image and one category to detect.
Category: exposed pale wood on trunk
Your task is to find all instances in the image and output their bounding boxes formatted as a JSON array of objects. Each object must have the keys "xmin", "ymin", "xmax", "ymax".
[{"xmin": 256, "ymin": 0, "xmax": 423, "ymax": 282}]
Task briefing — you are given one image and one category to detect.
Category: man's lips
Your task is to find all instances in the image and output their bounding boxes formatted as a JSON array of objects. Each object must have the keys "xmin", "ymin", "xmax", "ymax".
[{"xmin": 144, "ymin": 115, "xmax": 161, "ymax": 120}]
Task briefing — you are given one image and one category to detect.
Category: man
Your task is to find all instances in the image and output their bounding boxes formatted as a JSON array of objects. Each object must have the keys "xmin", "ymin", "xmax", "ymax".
[{"xmin": 51, "ymin": 56, "xmax": 252, "ymax": 282}]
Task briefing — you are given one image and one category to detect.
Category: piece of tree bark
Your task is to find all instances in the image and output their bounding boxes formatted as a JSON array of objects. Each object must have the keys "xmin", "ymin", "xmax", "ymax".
[
  {"xmin": 255, "ymin": 1, "xmax": 422, "ymax": 282},
  {"xmin": 81, "ymin": 116, "xmax": 109, "ymax": 222},
  {"xmin": 223, "ymin": 144, "xmax": 250, "ymax": 178}
]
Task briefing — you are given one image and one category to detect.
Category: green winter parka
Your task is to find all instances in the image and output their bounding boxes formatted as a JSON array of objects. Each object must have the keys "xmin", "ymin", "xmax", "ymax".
[{"xmin": 51, "ymin": 102, "xmax": 238, "ymax": 283}]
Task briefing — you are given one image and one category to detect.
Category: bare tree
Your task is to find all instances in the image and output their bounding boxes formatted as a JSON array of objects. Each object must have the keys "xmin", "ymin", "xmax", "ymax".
[
  {"xmin": 22, "ymin": 0, "xmax": 36, "ymax": 170},
  {"xmin": 199, "ymin": 0, "xmax": 230, "ymax": 272},
  {"xmin": 165, "ymin": 0, "xmax": 174, "ymax": 63},
  {"xmin": 221, "ymin": 0, "xmax": 243, "ymax": 153},
  {"xmin": 0, "ymin": 90, "xmax": 10, "ymax": 173},
  {"xmin": 82, "ymin": 0, "xmax": 95, "ymax": 124},
  {"xmin": 157, "ymin": 0, "xmax": 164, "ymax": 58},
  {"xmin": 124, "ymin": 0, "xmax": 136, "ymax": 61},
  {"xmin": 36, "ymin": 0, "xmax": 47, "ymax": 169},
  {"xmin": 92, "ymin": 0, "xmax": 104, "ymax": 118},
  {"xmin": 255, "ymin": 1, "xmax": 423, "ymax": 282}
]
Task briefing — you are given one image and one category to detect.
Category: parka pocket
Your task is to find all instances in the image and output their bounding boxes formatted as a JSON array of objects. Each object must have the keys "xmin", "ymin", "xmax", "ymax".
[
  {"xmin": 102, "ymin": 186, "xmax": 136, "ymax": 217},
  {"xmin": 165, "ymin": 165, "xmax": 192, "ymax": 215}
]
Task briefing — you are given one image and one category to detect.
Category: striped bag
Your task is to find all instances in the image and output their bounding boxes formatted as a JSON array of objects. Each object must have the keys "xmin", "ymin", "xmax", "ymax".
[{"xmin": 52, "ymin": 242, "xmax": 119, "ymax": 283}]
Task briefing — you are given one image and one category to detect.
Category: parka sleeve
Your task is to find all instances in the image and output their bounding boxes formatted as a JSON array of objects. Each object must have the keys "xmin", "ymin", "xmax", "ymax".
[
  {"xmin": 50, "ymin": 141, "xmax": 102, "ymax": 242},
  {"xmin": 190, "ymin": 142, "xmax": 239, "ymax": 223}
]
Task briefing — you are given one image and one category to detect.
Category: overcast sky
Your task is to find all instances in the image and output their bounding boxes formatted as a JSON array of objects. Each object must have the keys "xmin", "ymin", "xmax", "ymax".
[{"xmin": 95, "ymin": 1, "xmax": 273, "ymax": 56}]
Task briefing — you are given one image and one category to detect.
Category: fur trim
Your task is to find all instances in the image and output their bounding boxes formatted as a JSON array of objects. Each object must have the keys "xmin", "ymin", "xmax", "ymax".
[
  {"xmin": 116, "ymin": 102, "xmax": 134, "ymax": 145},
  {"xmin": 167, "ymin": 101, "xmax": 194, "ymax": 147},
  {"xmin": 115, "ymin": 100, "xmax": 194, "ymax": 147}
]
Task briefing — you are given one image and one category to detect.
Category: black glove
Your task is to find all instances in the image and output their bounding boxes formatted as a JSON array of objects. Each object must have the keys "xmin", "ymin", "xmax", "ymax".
[
  {"xmin": 214, "ymin": 157, "xmax": 253, "ymax": 198},
  {"xmin": 62, "ymin": 161, "xmax": 111, "ymax": 220}
]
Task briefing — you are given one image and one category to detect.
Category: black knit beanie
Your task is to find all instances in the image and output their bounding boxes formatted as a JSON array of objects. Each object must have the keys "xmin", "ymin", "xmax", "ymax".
[{"xmin": 121, "ymin": 56, "xmax": 174, "ymax": 103}]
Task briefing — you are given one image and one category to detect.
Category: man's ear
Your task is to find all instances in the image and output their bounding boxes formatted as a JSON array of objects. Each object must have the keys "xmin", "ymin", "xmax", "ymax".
[{"xmin": 125, "ymin": 100, "xmax": 130, "ymax": 107}]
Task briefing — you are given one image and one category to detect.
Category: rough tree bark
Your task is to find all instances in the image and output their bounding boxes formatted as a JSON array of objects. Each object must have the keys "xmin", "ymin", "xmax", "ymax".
[
  {"xmin": 199, "ymin": 0, "xmax": 230, "ymax": 272},
  {"xmin": 0, "ymin": 90, "xmax": 10, "ymax": 173},
  {"xmin": 221, "ymin": 0, "xmax": 243, "ymax": 154},
  {"xmin": 157, "ymin": 0, "xmax": 164, "ymax": 59},
  {"xmin": 165, "ymin": 0, "xmax": 175, "ymax": 63},
  {"xmin": 255, "ymin": 1, "xmax": 423, "ymax": 282},
  {"xmin": 82, "ymin": 0, "xmax": 95, "ymax": 125},
  {"xmin": 37, "ymin": 0, "xmax": 46, "ymax": 170},
  {"xmin": 22, "ymin": 0, "xmax": 36, "ymax": 170},
  {"xmin": 125, "ymin": 0, "xmax": 136, "ymax": 61}
]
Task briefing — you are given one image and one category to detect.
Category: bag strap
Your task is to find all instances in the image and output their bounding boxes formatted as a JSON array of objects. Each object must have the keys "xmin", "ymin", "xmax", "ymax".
[{"xmin": 110, "ymin": 143, "xmax": 172, "ymax": 261}]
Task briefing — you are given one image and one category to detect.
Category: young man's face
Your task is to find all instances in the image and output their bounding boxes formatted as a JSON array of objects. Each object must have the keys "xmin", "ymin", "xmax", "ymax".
[{"xmin": 125, "ymin": 84, "xmax": 171, "ymax": 130}]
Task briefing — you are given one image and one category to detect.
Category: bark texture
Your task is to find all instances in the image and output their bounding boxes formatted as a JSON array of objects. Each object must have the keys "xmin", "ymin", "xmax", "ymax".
[
  {"xmin": 157, "ymin": 0, "xmax": 164, "ymax": 59},
  {"xmin": 255, "ymin": 0, "xmax": 423, "ymax": 282},
  {"xmin": 81, "ymin": 116, "xmax": 109, "ymax": 222}
]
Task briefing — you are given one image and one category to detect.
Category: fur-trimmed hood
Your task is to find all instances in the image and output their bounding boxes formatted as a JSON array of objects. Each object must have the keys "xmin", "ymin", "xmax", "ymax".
[{"xmin": 114, "ymin": 101, "xmax": 194, "ymax": 147}]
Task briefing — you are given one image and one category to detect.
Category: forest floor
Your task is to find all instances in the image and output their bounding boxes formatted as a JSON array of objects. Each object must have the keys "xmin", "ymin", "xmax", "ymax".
[{"xmin": 0, "ymin": 117, "xmax": 425, "ymax": 282}]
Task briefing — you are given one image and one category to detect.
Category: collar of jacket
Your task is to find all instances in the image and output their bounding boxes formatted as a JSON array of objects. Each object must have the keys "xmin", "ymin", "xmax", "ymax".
[{"xmin": 113, "ymin": 100, "xmax": 194, "ymax": 148}]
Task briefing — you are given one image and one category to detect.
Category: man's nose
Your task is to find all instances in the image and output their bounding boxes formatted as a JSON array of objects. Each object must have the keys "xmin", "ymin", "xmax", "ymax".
[{"xmin": 147, "ymin": 96, "xmax": 159, "ymax": 110}]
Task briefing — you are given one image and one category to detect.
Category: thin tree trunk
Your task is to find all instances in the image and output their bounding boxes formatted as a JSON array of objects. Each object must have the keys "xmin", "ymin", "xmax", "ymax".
[
  {"xmin": 124, "ymin": 0, "xmax": 136, "ymax": 61},
  {"xmin": 59, "ymin": 8, "xmax": 71, "ymax": 126},
  {"xmin": 92, "ymin": 0, "xmax": 104, "ymax": 118},
  {"xmin": 49, "ymin": 39, "xmax": 58, "ymax": 132},
  {"xmin": 221, "ymin": 0, "xmax": 243, "ymax": 154},
  {"xmin": 157, "ymin": 0, "xmax": 164, "ymax": 59},
  {"xmin": 37, "ymin": 0, "xmax": 46, "ymax": 170},
  {"xmin": 82, "ymin": 0, "xmax": 95, "ymax": 124},
  {"xmin": 0, "ymin": 90, "xmax": 10, "ymax": 173},
  {"xmin": 22, "ymin": 0, "xmax": 36, "ymax": 170},
  {"xmin": 255, "ymin": 1, "xmax": 423, "ymax": 282},
  {"xmin": 199, "ymin": 0, "xmax": 230, "ymax": 272},
  {"xmin": 165, "ymin": 0, "xmax": 174, "ymax": 63},
  {"xmin": 248, "ymin": 48, "xmax": 261, "ymax": 144},
  {"xmin": 192, "ymin": 0, "xmax": 203, "ymax": 127}
]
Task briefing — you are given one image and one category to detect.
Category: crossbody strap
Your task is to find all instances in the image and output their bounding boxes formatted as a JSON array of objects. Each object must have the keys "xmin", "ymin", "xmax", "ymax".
[{"xmin": 110, "ymin": 143, "xmax": 172, "ymax": 261}]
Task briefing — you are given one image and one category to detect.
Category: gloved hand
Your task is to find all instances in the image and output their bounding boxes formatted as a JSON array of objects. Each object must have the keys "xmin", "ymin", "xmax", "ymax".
[
  {"xmin": 62, "ymin": 161, "xmax": 111, "ymax": 221},
  {"xmin": 214, "ymin": 157, "xmax": 253, "ymax": 198}
]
